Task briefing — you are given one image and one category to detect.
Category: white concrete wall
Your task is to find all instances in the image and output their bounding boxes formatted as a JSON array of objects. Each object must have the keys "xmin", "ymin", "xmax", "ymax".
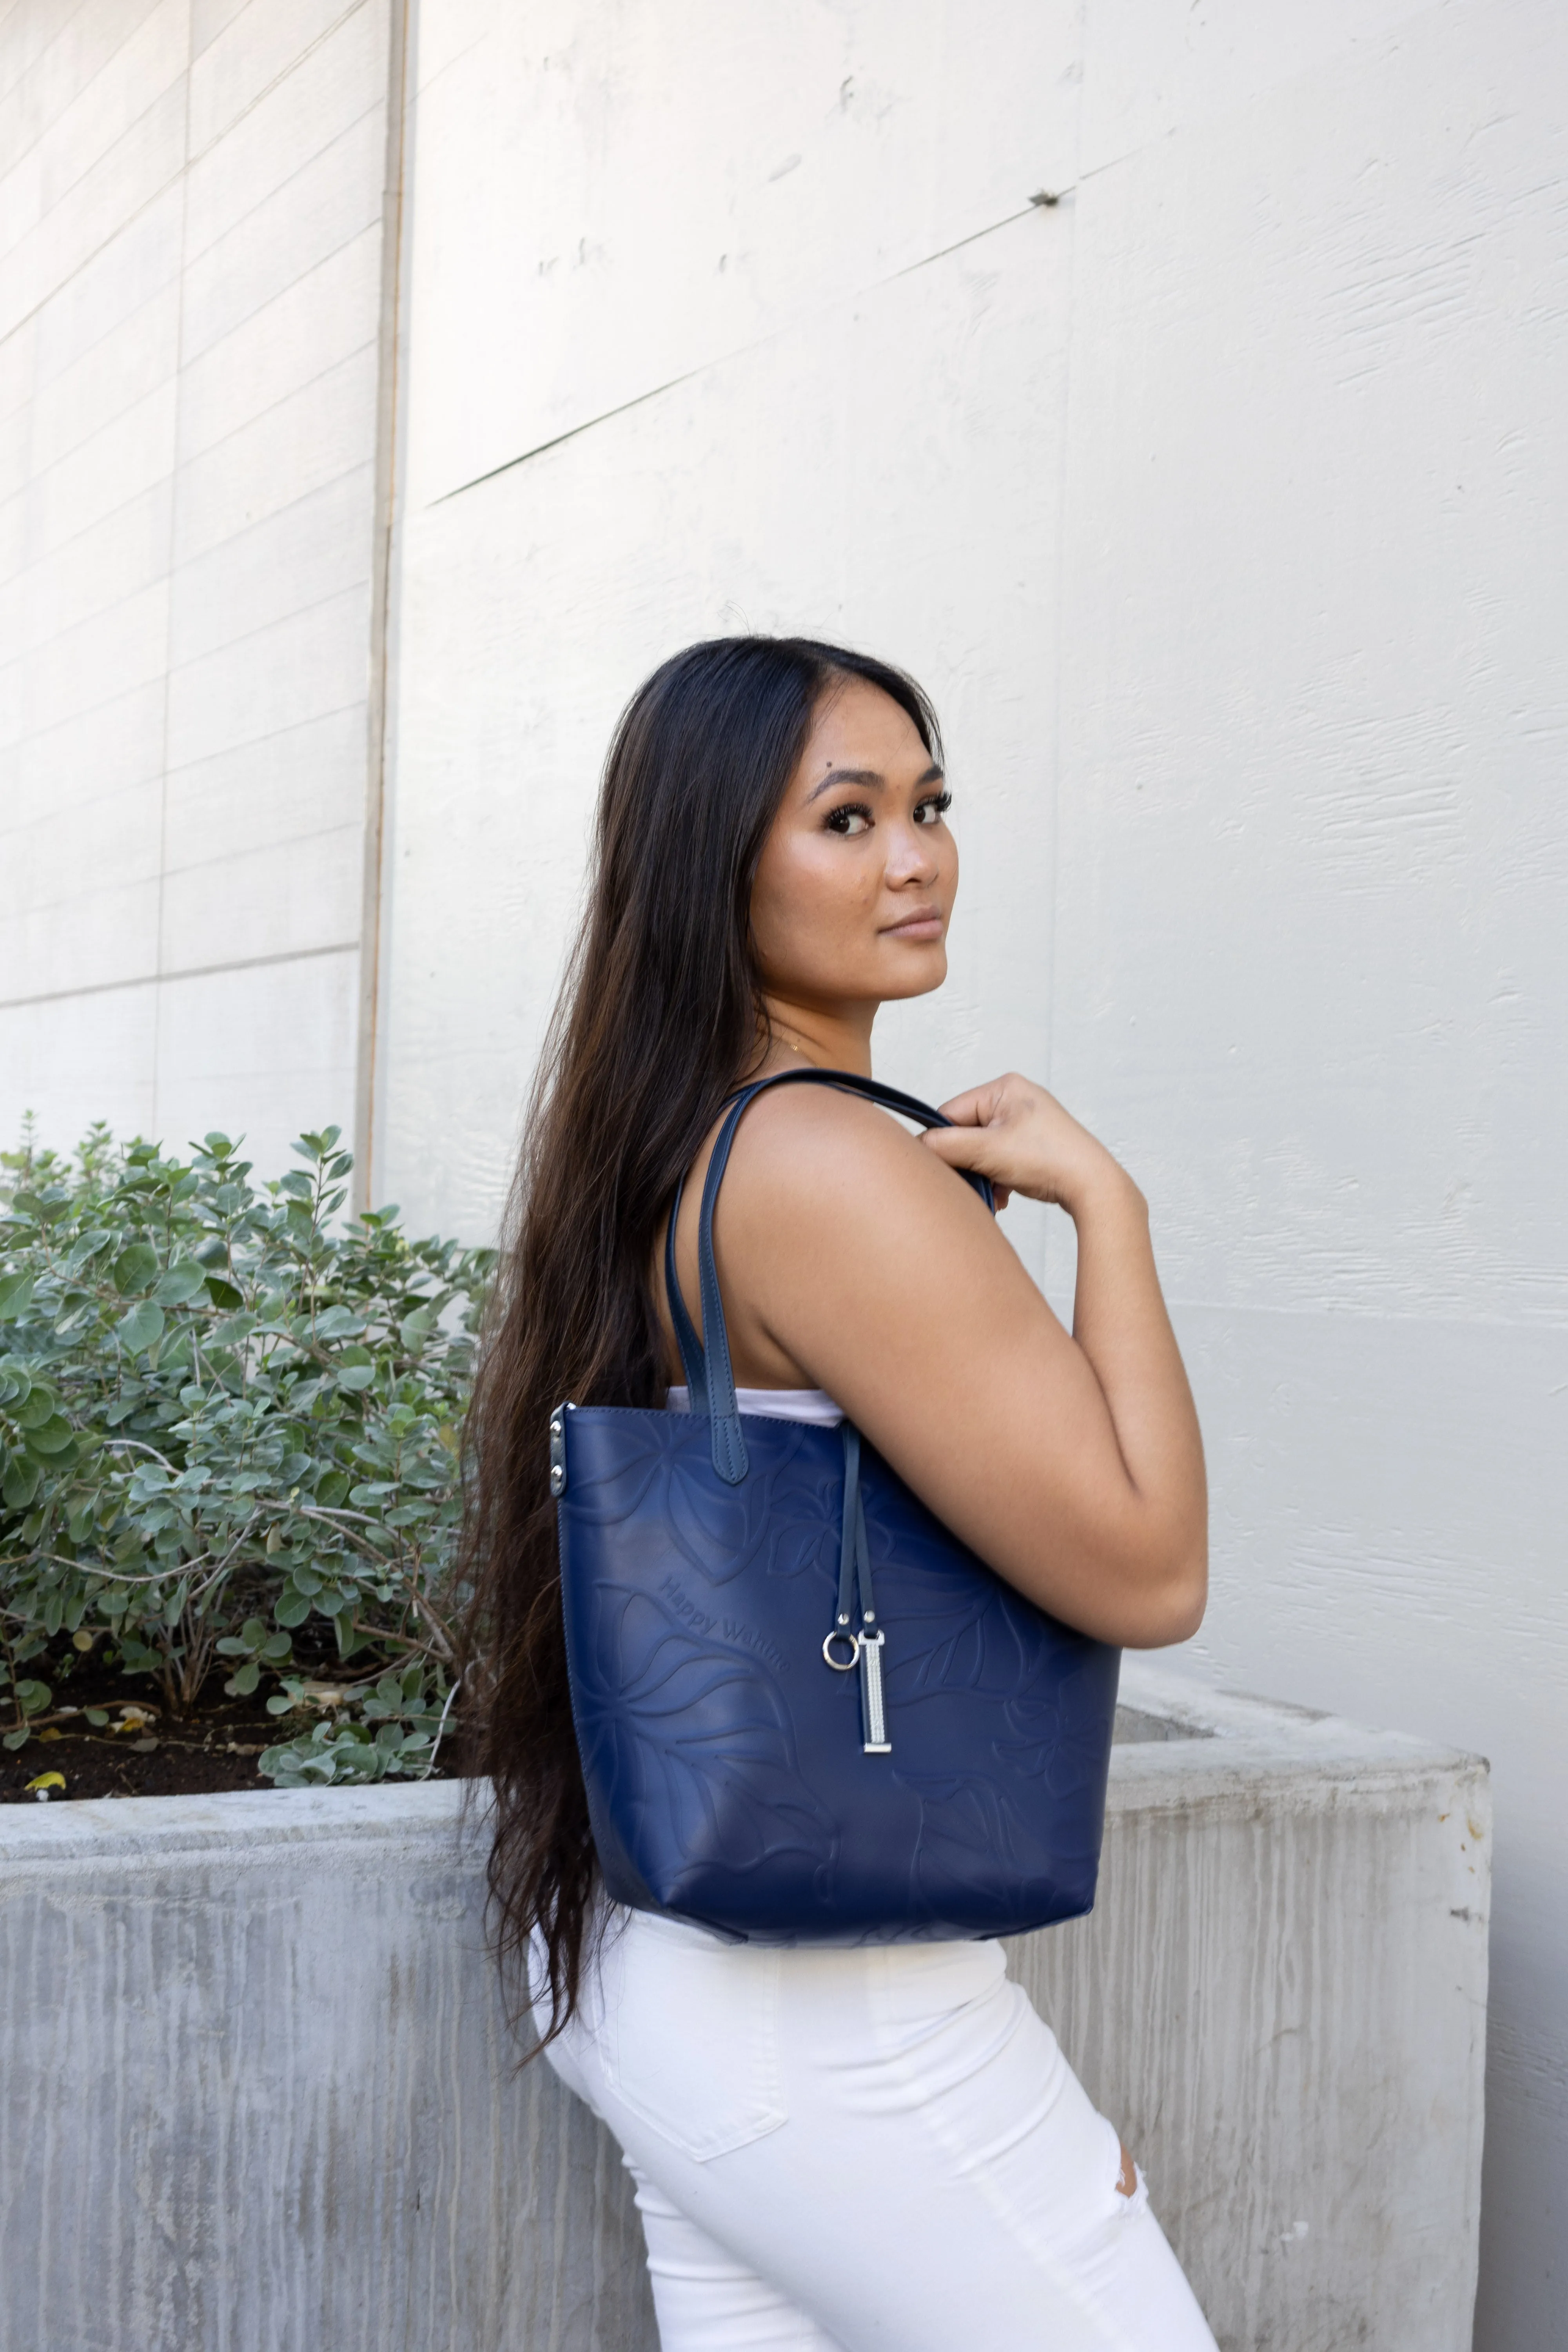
[
  {"xmin": 0, "ymin": 0, "xmax": 395, "ymax": 1180},
  {"xmin": 0, "ymin": 1677, "xmax": 1492, "ymax": 2352},
  {"xmin": 377, "ymin": 7, "xmax": 1568, "ymax": 2346}
]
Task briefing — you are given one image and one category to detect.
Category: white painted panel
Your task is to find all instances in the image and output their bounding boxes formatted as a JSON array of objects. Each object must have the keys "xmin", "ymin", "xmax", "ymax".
[
  {"xmin": 162, "ymin": 702, "xmax": 367, "ymax": 867},
  {"xmin": 172, "ymin": 338, "xmax": 377, "ymax": 562},
  {"xmin": 0, "ymin": 0, "xmax": 159, "ymax": 145},
  {"xmin": 164, "ymin": 579, "xmax": 370, "ymax": 768},
  {"xmin": 159, "ymin": 822, "xmax": 361, "ymax": 969},
  {"xmin": 29, "ymin": 278, "xmax": 179, "ymax": 474},
  {"xmin": 167, "ymin": 461, "xmax": 372, "ymax": 665},
  {"xmin": 2, "ymin": 0, "xmax": 187, "ymax": 218},
  {"xmin": 151, "ymin": 942, "xmax": 361, "ymax": 1177},
  {"xmin": 401, "ymin": 0, "xmax": 1081, "ymax": 505},
  {"xmin": 0, "ymin": 0, "xmax": 387, "ymax": 1203},
  {"xmin": 18, "ymin": 475, "xmax": 172, "ymax": 646},
  {"xmin": 25, "ymin": 373, "xmax": 176, "ymax": 557},
  {"xmin": 0, "ymin": 77, "xmax": 187, "ymax": 336},
  {"xmin": 188, "ymin": 0, "xmax": 367, "ymax": 155},
  {"xmin": 0, "ymin": 773, "xmax": 163, "ymax": 911},
  {"xmin": 0, "ymin": 872, "xmax": 160, "ymax": 1000},
  {"xmin": 0, "ymin": 304, "xmax": 34, "ymax": 414},
  {"xmin": 27, "ymin": 174, "xmax": 182, "ymax": 379},
  {"xmin": 1051, "ymin": 0, "xmax": 1568, "ymax": 1326},
  {"xmin": 1078, "ymin": 0, "xmax": 1438, "ymax": 177},
  {"xmin": 179, "ymin": 100, "xmax": 384, "ymax": 364},
  {"xmin": 382, "ymin": 204, "xmax": 1072, "ymax": 1237},
  {"xmin": 0, "ymin": 979, "xmax": 158, "ymax": 1151},
  {"xmin": 0, "ymin": 644, "xmax": 19, "ymax": 751},
  {"xmin": 175, "ymin": 223, "xmax": 382, "ymax": 457},
  {"xmin": 191, "ymin": 0, "xmax": 247, "ymax": 64},
  {"xmin": 22, "ymin": 573, "xmax": 169, "ymax": 736},
  {"xmin": 183, "ymin": 0, "xmax": 386, "ymax": 260},
  {"xmin": 0, "ymin": 391, "xmax": 27, "ymax": 499},
  {"xmin": 14, "ymin": 675, "xmax": 166, "ymax": 818}
]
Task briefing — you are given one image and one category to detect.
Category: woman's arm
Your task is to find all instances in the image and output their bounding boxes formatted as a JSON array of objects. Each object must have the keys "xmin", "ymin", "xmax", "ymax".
[{"xmin": 691, "ymin": 1076, "xmax": 1207, "ymax": 1648}]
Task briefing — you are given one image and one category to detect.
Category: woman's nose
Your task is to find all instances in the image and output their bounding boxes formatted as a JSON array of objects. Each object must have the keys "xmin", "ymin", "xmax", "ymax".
[{"xmin": 884, "ymin": 822, "xmax": 940, "ymax": 885}]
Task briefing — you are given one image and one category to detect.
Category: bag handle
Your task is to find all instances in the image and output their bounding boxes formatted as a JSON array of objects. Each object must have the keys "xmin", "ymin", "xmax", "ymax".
[{"xmin": 664, "ymin": 1067, "xmax": 995, "ymax": 1485}]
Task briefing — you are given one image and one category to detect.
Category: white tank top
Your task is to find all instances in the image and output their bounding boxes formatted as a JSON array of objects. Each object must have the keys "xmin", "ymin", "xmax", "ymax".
[{"xmin": 665, "ymin": 1385, "xmax": 843, "ymax": 1426}]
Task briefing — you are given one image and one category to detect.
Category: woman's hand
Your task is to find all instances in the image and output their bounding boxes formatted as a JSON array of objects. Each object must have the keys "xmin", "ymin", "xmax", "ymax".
[{"xmin": 919, "ymin": 1073, "xmax": 1137, "ymax": 1219}]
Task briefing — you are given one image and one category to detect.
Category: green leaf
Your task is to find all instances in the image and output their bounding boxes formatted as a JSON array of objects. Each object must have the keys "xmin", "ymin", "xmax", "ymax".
[
  {"xmin": 85, "ymin": 1708, "xmax": 109, "ymax": 1727},
  {"xmin": 24, "ymin": 1414, "xmax": 76, "ymax": 1457},
  {"xmin": 203, "ymin": 1276, "xmax": 243, "ymax": 1309},
  {"xmin": 154, "ymin": 1261, "xmax": 207, "ymax": 1306},
  {"xmin": 15, "ymin": 1679, "xmax": 52, "ymax": 1715},
  {"xmin": 399, "ymin": 1305, "xmax": 438, "ymax": 1350},
  {"xmin": 313, "ymin": 1307, "xmax": 363, "ymax": 1341},
  {"xmin": 2, "ymin": 1455, "xmax": 42, "ymax": 1509},
  {"xmin": 2, "ymin": 1730, "xmax": 29, "ymax": 1751},
  {"xmin": 224, "ymin": 1661, "xmax": 261, "ymax": 1696},
  {"xmin": 0, "ymin": 1272, "xmax": 37, "ymax": 1322},
  {"xmin": 336, "ymin": 1364, "xmax": 376, "ymax": 1392},
  {"xmin": 14, "ymin": 1384, "xmax": 59, "ymax": 1429},
  {"xmin": 112, "ymin": 1244, "xmax": 160, "ymax": 1296},
  {"xmin": 273, "ymin": 1588, "xmax": 312, "ymax": 1628},
  {"xmin": 117, "ymin": 1299, "xmax": 165, "ymax": 1354},
  {"xmin": 333, "ymin": 1610, "xmax": 370, "ymax": 1660}
]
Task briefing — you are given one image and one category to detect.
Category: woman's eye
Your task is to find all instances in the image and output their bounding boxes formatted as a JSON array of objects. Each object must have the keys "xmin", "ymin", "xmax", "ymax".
[
  {"xmin": 825, "ymin": 803, "xmax": 873, "ymax": 836},
  {"xmin": 913, "ymin": 791, "xmax": 953, "ymax": 826}
]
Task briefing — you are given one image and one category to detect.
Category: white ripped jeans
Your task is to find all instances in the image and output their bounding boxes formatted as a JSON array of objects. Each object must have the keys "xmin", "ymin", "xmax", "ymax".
[{"xmin": 536, "ymin": 1909, "xmax": 1219, "ymax": 2352}]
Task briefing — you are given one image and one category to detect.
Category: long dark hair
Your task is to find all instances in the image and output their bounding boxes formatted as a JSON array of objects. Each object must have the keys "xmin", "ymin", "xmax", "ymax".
[{"xmin": 458, "ymin": 635, "xmax": 941, "ymax": 2045}]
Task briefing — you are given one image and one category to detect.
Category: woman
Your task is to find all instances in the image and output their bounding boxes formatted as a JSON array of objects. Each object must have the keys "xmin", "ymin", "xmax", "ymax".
[{"xmin": 463, "ymin": 636, "xmax": 1217, "ymax": 2350}]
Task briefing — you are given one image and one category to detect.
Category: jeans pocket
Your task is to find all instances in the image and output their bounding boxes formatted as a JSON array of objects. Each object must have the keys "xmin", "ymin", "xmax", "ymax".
[{"xmin": 604, "ymin": 1919, "xmax": 787, "ymax": 2162}]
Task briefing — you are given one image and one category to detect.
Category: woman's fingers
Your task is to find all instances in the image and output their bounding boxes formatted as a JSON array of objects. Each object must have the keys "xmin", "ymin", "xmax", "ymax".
[
  {"xmin": 921, "ymin": 1074, "xmax": 1122, "ymax": 1214},
  {"xmin": 921, "ymin": 1116, "xmax": 1015, "ymax": 1209}
]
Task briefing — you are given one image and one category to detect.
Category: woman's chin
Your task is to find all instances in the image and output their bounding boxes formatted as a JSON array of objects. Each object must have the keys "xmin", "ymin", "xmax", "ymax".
[{"xmin": 876, "ymin": 942, "xmax": 949, "ymax": 1000}]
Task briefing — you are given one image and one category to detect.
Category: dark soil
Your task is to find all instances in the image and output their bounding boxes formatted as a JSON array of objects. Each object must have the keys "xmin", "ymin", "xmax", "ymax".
[{"xmin": 0, "ymin": 1648, "xmax": 461, "ymax": 1805}]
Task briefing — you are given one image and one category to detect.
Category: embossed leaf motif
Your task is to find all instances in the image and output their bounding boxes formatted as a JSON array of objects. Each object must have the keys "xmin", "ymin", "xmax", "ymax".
[
  {"xmin": 997, "ymin": 1658, "xmax": 1113, "ymax": 1800},
  {"xmin": 892, "ymin": 1763, "xmax": 1082, "ymax": 1923},
  {"xmin": 664, "ymin": 1419, "xmax": 829, "ymax": 1587},
  {"xmin": 582, "ymin": 1586, "xmax": 831, "ymax": 1885},
  {"xmin": 562, "ymin": 1423, "xmax": 665, "ymax": 1524}
]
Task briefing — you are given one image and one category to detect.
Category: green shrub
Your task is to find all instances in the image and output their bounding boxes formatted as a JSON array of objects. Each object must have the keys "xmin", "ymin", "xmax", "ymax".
[{"xmin": 0, "ymin": 1123, "xmax": 492, "ymax": 1784}]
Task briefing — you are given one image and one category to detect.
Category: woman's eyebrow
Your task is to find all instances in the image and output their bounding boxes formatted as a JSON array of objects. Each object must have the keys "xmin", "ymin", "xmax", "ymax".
[{"xmin": 804, "ymin": 761, "xmax": 944, "ymax": 804}]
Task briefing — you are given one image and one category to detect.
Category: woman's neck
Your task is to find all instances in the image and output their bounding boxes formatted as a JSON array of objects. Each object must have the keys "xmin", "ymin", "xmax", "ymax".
[{"xmin": 756, "ymin": 992, "xmax": 875, "ymax": 1077}]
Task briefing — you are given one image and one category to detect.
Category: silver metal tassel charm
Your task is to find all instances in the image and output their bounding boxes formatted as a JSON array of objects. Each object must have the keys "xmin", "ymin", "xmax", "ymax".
[{"xmin": 859, "ymin": 1629, "xmax": 890, "ymax": 1753}]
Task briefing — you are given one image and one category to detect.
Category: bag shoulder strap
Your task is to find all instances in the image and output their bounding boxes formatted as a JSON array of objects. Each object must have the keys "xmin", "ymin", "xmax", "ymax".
[{"xmin": 664, "ymin": 1067, "xmax": 994, "ymax": 1485}]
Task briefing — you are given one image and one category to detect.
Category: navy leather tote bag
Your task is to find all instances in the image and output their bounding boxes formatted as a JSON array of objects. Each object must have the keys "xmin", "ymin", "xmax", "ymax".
[{"xmin": 554, "ymin": 1067, "xmax": 1121, "ymax": 1944}]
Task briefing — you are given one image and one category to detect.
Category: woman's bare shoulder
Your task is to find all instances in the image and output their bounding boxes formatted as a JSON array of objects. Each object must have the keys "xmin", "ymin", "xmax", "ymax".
[{"xmin": 717, "ymin": 1078, "xmax": 1000, "ymax": 1261}]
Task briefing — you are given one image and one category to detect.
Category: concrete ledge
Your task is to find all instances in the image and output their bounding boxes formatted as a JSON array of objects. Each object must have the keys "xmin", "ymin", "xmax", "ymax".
[{"xmin": 0, "ymin": 1665, "xmax": 1488, "ymax": 2352}]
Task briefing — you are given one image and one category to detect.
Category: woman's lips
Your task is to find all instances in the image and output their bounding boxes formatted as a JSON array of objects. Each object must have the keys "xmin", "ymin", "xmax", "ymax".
[{"xmin": 880, "ymin": 909, "xmax": 946, "ymax": 940}]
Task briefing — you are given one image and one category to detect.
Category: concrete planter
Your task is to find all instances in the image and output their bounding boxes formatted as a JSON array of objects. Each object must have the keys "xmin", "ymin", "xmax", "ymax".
[{"xmin": 0, "ymin": 1665, "xmax": 1487, "ymax": 2352}]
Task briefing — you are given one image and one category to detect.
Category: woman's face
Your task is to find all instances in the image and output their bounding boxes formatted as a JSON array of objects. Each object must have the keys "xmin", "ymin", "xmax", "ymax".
[{"xmin": 750, "ymin": 677, "xmax": 958, "ymax": 1016}]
